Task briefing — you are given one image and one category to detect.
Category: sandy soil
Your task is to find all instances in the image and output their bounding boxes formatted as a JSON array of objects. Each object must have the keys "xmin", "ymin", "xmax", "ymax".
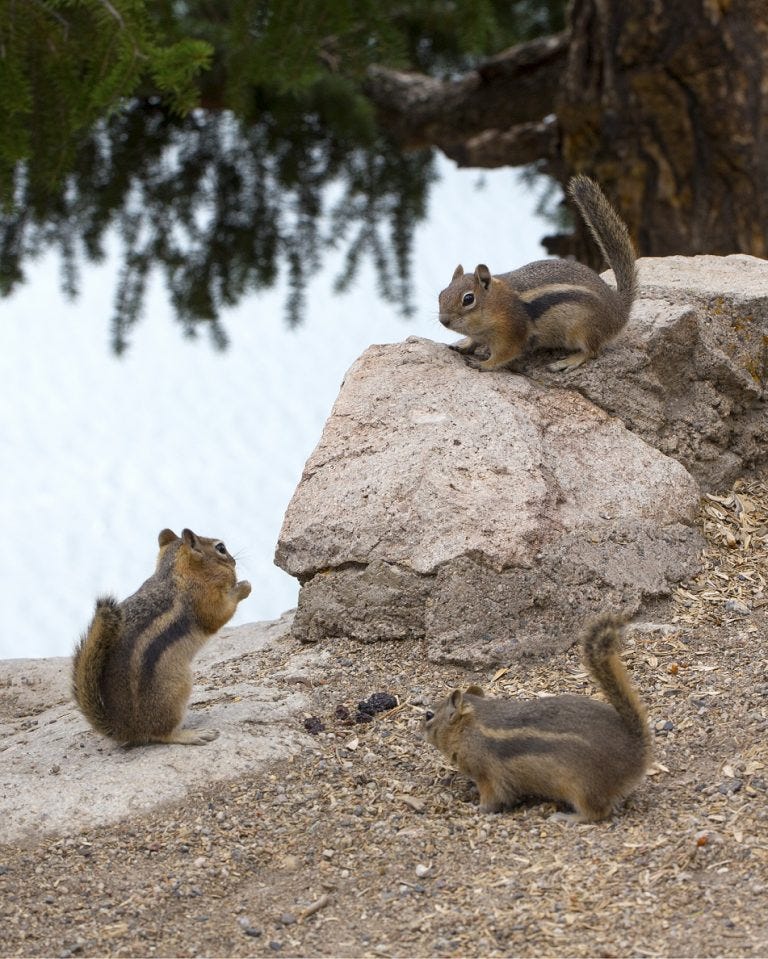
[{"xmin": 1, "ymin": 482, "xmax": 767, "ymax": 958}]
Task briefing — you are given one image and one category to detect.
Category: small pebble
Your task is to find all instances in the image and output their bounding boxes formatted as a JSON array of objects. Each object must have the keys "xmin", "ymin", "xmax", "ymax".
[
  {"xmin": 718, "ymin": 779, "xmax": 743, "ymax": 795},
  {"xmin": 279, "ymin": 913, "xmax": 296, "ymax": 926},
  {"xmin": 415, "ymin": 863, "xmax": 431, "ymax": 879},
  {"xmin": 724, "ymin": 599, "xmax": 751, "ymax": 615}
]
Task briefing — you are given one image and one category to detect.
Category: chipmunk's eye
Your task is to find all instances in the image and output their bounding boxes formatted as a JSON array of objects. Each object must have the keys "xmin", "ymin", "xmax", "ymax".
[
  {"xmin": 424, "ymin": 710, "xmax": 434, "ymax": 722},
  {"xmin": 462, "ymin": 292, "xmax": 475, "ymax": 308},
  {"xmin": 215, "ymin": 542, "xmax": 227, "ymax": 555}
]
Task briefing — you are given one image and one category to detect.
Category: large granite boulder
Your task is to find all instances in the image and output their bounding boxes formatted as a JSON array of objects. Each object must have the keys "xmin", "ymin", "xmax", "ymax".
[
  {"xmin": 276, "ymin": 338, "xmax": 702, "ymax": 664},
  {"xmin": 276, "ymin": 255, "xmax": 768, "ymax": 663}
]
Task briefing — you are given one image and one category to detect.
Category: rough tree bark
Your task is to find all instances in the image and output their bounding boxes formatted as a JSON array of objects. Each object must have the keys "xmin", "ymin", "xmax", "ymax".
[{"xmin": 365, "ymin": 0, "xmax": 768, "ymax": 264}]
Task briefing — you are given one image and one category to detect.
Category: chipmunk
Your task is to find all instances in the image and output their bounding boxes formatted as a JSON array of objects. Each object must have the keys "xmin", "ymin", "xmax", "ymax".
[
  {"xmin": 72, "ymin": 528, "xmax": 251, "ymax": 746},
  {"xmin": 422, "ymin": 614, "xmax": 652, "ymax": 821},
  {"xmin": 438, "ymin": 175, "xmax": 637, "ymax": 372}
]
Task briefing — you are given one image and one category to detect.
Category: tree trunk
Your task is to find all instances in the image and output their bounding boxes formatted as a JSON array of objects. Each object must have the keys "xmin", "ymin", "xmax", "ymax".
[
  {"xmin": 366, "ymin": 0, "xmax": 768, "ymax": 263},
  {"xmin": 561, "ymin": 0, "xmax": 768, "ymax": 259}
]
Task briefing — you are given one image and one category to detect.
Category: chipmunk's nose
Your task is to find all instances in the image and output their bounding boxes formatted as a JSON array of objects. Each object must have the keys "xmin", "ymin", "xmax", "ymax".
[{"xmin": 439, "ymin": 314, "xmax": 453, "ymax": 329}]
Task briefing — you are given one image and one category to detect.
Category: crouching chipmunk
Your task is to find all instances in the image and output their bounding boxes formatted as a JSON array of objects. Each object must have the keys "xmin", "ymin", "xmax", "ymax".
[
  {"xmin": 438, "ymin": 175, "xmax": 637, "ymax": 372},
  {"xmin": 72, "ymin": 528, "xmax": 251, "ymax": 746},
  {"xmin": 423, "ymin": 614, "xmax": 652, "ymax": 821}
]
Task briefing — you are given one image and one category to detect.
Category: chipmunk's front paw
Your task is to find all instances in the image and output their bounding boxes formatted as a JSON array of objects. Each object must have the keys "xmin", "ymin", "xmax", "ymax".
[
  {"xmin": 467, "ymin": 356, "xmax": 504, "ymax": 372},
  {"xmin": 236, "ymin": 580, "xmax": 252, "ymax": 600},
  {"xmin": 464, "ymin": 356, "xmax": 490, "ymax": 371},
  {"xmin": 449, "ymin": 337, "xmax": 476, "ymax": 355},
  {"xmin": 548, "ymin": 810, "xmax": 581, "ymax": 825}
]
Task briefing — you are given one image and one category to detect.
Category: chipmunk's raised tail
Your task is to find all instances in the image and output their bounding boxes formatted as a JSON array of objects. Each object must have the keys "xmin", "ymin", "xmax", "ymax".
[
  {"xmin": 72, "ymin": 596, "xmax": 122, "ymax": 739},
  {"xmin": 582, "ymin": 613, "xmax": 651, "ymax": 759},
  {"xmin": 568, "ymin": 175, "xmax": 637, "ymax": 324}
]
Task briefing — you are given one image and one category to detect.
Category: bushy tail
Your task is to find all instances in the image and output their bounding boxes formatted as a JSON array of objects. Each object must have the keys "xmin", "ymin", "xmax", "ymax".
[
  {"xmin": 72, "ymin": 596, "xmax": 122, "ymax": 738},
  {"xmin": 582, "ymin": 613, "xmax": 651, "ymax": 753},
  {"xmin": 568, "ymin": 175, "xmax": 637, "ymax": 322}
]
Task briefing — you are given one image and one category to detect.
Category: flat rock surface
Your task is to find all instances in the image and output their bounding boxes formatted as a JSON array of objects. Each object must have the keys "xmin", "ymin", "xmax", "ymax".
[
  {"xmin": 1, "ymin": 480, "xmax": 767, "ymax": 958},
  {"xmin": 635, "ymin": 252, "xmax": 768, "ymax": 300},
  {"xmin": 0, "ymin": 612, "xmax": 312, "ymax": 843}
]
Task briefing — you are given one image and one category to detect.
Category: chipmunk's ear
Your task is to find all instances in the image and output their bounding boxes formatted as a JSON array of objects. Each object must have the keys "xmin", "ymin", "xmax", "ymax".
[
  {"xmin": 465, "ymin": 684, "xmax": 485, "ymax": 697},
  {"xmin": 181, "ymin": 528, "xmax": 203, "ymax": 557},
  {"xmin": 474, "ymin": 264, "xmax": 492, "ymax": 290},
  {"xmin": 446, "ymin": 688, "xmax": 470, "ymax": 723},
  {"xmin": 158, "ymin": 529, "xmax": 179, "ymax": 548},
  {"xmin": 452, "ymin": 264, "xmax": 464, "ymax": 281}
]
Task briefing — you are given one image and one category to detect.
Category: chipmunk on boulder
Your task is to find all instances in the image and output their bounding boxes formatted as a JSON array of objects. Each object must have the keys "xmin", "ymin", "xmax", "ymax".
[{"xmin": 438, "ymin": 176, "xmax": 637, "ymax": 372}]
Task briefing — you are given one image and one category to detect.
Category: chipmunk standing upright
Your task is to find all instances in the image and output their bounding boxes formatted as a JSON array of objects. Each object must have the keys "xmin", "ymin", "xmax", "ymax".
[
  {"xmin": 423, "ymin": 614, "xmax": 652, "ymax": 821},
  {"xmin": 72, "ymin": 528, "xmax": 251, "ymax": 746},
  {"xmin": 438, "ymin": 175, "xmax": 637, "ymax": 372}
]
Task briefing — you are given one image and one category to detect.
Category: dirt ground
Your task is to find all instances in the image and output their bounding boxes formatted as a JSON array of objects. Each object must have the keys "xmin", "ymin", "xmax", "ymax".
[{"xmin": 1, "ymin": 480, "xmax": 767, "ymax": 959}]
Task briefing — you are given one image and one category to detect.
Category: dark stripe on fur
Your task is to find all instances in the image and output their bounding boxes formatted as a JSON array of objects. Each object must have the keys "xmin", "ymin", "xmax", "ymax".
[
  {"xmin": 485, "ymin": 734, "xmax": 563, "ymax": 760},
  {"xmin": 129, "ymin": 595, "xmax": 172, "ymax": 643},
  {"xmin": 140, "ymin": 608, "xmax": 193, "ymax": 691},
  {"xmin": 522, "ymin": 289, "xmax": 595, "ymax": 322}
]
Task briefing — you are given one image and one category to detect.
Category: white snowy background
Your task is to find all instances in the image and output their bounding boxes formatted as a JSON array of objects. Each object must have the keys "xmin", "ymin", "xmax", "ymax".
[{"xmin": 0, "ymin": 157, "xmax": 547, "ymax": 659}]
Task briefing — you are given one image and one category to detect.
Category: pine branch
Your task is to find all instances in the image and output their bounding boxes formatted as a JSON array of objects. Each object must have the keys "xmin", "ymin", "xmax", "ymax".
[{"xmin": 364, "ymin": 32, "xmax": 568, "ymax": 152}]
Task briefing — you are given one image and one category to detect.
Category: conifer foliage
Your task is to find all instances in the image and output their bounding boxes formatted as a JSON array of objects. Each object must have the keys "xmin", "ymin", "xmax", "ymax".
[
  {"xmin": 0, "ymin": 1, "xmax": 563, "ymax": 349},
  {"xmin": 0, "ymin": 0, "xmax": 211, "ymax": 202}
]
